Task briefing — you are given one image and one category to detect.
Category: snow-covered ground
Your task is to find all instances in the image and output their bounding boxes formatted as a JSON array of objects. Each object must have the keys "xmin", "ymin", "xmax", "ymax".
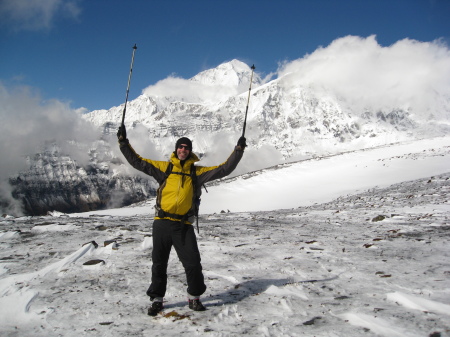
[{"xmin": 0, "ymin": 137, "xmax": 449, "ymax": 336}]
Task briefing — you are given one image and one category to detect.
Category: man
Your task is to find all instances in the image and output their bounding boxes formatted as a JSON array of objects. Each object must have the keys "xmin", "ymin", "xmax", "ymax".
[{"xmin": 117, "ymin": 125, "xmax": 246, "ymax": 316}]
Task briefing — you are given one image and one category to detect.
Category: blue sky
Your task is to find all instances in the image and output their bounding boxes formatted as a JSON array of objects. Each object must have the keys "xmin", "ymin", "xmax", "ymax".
[{"xmin": 1, "ymin": 0, "xmax": 449, "ymax": 111}]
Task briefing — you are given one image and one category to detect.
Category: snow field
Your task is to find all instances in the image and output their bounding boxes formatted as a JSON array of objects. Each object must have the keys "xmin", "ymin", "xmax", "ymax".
[
  {"xmin": 0, "ymin": 137, "xmax": 449, "ymax": 336},
  {"xmin": 0, "ymin": 173, "xmax": 448, "ymax": 336},
  {"xmin": 201, "ymin": 136, "xmax": 450, "ymax": 214}
]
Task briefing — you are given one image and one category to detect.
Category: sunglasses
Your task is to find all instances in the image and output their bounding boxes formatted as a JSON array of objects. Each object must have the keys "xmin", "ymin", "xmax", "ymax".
[{"xmin": 177, "ymin": 145, "xmax": 191, "ymax": 150}]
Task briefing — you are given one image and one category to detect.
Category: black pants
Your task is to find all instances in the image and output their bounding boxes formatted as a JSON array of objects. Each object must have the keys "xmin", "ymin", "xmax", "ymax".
[{"xmin": 146, "ymin": 219, "xmax": 206, "ymax": 299}]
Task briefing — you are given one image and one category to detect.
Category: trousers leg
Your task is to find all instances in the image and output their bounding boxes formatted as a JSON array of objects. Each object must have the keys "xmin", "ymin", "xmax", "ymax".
[
  {"xmin": 172, "ymin": 224, "xmax": 206, "ymax": 297},
  {"xmin": 146, "ymin": 219, "xmax": 172, "ymax": 299}
]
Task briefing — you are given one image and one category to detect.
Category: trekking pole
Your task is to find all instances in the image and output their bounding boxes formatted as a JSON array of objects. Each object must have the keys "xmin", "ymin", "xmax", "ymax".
[
  {"xmin": 242, "ymin": 64, "xmax": 256, "ymax": 137},
  {"xmin": 121, "ymin": 44, "xmax": 138, "ymax": 126}
]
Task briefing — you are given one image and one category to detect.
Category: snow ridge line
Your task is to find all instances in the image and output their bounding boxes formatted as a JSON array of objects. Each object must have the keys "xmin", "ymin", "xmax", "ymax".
[{"xmin": 0, "ymin": 242, "xmax": 97, "ymax": 325}]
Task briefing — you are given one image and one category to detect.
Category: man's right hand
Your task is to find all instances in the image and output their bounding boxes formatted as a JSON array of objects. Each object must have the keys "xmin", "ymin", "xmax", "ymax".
[{"xmin": 117, "ymin": 125, "xmax": 127, "ymax": 142}]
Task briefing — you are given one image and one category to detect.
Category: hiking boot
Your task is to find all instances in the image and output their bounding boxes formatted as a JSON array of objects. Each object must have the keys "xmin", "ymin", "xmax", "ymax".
[
  {"xmin": 188, "ymin": 298, "xmax": 206, "ymax": 311},
  {"xmin": 148, "ymin": 301, "xmax": 163, "ymax": 316}
]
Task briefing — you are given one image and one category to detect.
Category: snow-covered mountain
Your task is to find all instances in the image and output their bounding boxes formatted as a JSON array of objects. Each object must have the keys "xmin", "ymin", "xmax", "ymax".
[
  {"xmin": 5, "ymin": 59, "xmax": 450, "ymax": 216},
  {"xmin": 9, "ymin": 142, "xmax": 157, "ymax": 215},
  {"xmin": 83, "ymin": 59, "xmax": 450, "ymax": 159}
]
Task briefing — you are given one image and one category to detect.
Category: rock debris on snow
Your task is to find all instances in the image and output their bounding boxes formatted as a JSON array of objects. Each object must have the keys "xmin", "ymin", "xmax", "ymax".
[{"xmin": 0, "ymin": 143, "xmax": 449, "ymax": 336}]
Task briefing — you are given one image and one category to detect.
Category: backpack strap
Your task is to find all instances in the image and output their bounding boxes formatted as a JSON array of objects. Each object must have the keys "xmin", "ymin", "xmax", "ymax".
[
  {"xmin": 190, "ymin": 164, "xmax": 201, "ymax": 234},
  {"xmin": 165, "ymin": 162, "xmax": 173, "ymax": 175}
]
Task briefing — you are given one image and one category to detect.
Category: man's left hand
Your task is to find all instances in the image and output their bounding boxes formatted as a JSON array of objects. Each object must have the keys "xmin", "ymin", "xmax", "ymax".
[{"xmin": 237, "ymin": 136, "xmax": 246, "ymax": 149}]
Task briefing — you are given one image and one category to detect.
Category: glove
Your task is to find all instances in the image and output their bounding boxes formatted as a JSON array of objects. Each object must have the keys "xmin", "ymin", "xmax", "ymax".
[
  {"xmin": 117, "ymin": 125, "xmax": 127, "ymax": 142},
  {"xmin": 237, "ymin": 136, "xmax": 247, "ymax": 149}
]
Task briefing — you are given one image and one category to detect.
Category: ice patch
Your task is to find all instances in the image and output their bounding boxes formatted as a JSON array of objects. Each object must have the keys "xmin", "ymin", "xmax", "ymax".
[
  {"xmin": 141, "ymin": 236, "xmax": 153, "ymax": 250},
  {"xmin": 264, "ymin": 284, "xmax": 309, "ymax": 300},
  {"xmin": 31, "ymin": 223, "xmax": 79, "ymax": 232},
  {"xmin": 0, "ymin": 231, "xmax": 20, "ymax": 240},
  {"xmin": 205, "ymin": 271, "xmax": 239, "ymax": 284},
  {"xmin": 97, "ymin": 242, "xmax": 118, "ymax": 255},
  {"xmin": 387, "ymin": 292, "xmax": 450, "ymax": 315},
  {"xmin": 47, "ymin": 211, "xmax": 67, "ymax": 217},
  {"xmin": 0, "ymin": 242, "xmax": 96, "ymax": 327},
  {"xmin": 0, "ymin": 288, "xmax": 40, "ymax": 325},
  {"xmin": 0, "ymin": 265, "xmax": 8, "ymax": 276},
  {"xmin": 337, "ymin": 312, "xmax": 417, "ymax": 337},
  {"xmin": 40, "ymin": 242, "xmax": 96, "ymax": 275}
]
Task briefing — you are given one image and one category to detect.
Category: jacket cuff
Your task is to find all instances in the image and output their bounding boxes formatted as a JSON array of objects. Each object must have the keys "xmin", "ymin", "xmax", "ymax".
[{"xmin": 118, "ymin": 139, "xmax": 129, "ymax": 146}]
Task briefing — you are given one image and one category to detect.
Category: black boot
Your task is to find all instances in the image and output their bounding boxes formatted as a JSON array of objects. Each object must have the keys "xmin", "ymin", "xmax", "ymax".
[
  {"xmin": 148, "ymin": 301, "xmax": 163, "ymax": 316},
  {"xmin": 188, "ymin": 298, "xmax": 206, "ymax": 311}
]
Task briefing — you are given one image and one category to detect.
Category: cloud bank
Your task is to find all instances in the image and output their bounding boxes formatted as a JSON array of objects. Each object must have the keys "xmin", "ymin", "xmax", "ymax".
[
  {"xmin": 277, "ymin": 35, "xmax": 450, "ymax": 118},
  {"xmin": 142, "ymin": 76, "xmax": 240, "ymax": 105},
  {"xmin": 140, "ymin": 36, "xmax": 450, "ymax": 122},
  {"xmin": 0, "ymin": 83, "xmax": 96, "ymax": 214},
  {"xmin": 0, "ymin": 0, "xmax": 81, "ymax": 32}
]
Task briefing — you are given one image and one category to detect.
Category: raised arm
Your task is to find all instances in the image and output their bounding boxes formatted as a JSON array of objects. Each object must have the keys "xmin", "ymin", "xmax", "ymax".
[
  {"xmin": 196, "ymin": 136, "xmax": 246, "ymax": 185},
  {"xmin": 117, "ymin": 125, "xmax": 169, "ymax": 183}
]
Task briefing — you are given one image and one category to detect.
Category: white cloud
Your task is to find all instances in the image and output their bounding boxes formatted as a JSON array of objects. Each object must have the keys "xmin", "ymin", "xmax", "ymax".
[
  {"xmin": 0, "ymin": 82, "xmax": 97, "ymax": 214},
  {"xmin": 142, "ymin": 76, "xmax": 240, "ymax": 105},
  {"xmin": 0, "ymin": 83, "xmax": 97, "ymax": 212},
  {"xmin": 185, "ymin": 131, "xmax": 284, "ymax": 178},
  {"xmin": 0, "ymin": 0, "xmax": 81, "ymax": 32},
  {"xmin": 277, "ymin": 35, "xmax": 450, "ymax": 118}
]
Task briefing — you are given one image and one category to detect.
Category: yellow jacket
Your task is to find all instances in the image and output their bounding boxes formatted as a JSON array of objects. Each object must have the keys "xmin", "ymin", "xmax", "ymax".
[{"xmin": 120, "ymin": 142, "xmax": 244, "ymax": 223}]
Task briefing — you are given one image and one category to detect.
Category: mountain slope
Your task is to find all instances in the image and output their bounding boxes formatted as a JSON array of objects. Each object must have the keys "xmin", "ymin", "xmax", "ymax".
[
  {"xmin": 72, "ymin": 135, "xmax": 450, "ymax": 217},
  {"xmin": 5, "ymin": 59, "xmax": 450, "ymax": 216},
  {"xmin": 83, "ymin": 59, "xmax": 450, "ymax": 161},
  {"xmin": 8, "ymin": 142, "xmax": 157, "ymax": 216}
]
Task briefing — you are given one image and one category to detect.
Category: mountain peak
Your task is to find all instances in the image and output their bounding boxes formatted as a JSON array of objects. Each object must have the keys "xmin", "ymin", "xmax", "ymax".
[
  {"xmin": 190, "ymin": 59, "xmax": 256, "ymax": 88},
  {"xmin": 221, "ymin": 59, "xmax": 252, "ymax": 72}
]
